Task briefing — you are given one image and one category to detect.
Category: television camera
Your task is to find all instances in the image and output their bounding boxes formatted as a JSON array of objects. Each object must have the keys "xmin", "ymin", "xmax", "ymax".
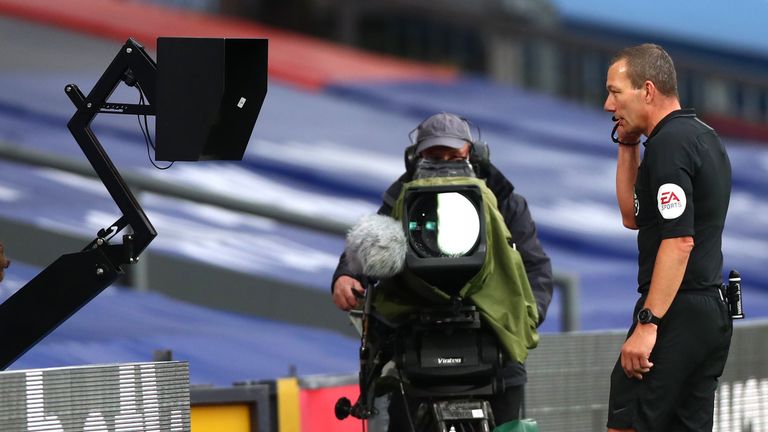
[{"xmin": 335, "ymin": 178, "xmax": 512, "ymax": 432}]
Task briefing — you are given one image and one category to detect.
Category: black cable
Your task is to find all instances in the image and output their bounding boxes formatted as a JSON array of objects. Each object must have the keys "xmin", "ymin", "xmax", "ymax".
[
  {"xmin": 136, "ymin": 83, "xmax": 173, "ymax": 170},
  {"xmin": 397, "ymin": 369, "xmax": 418, "ymax": 432}
]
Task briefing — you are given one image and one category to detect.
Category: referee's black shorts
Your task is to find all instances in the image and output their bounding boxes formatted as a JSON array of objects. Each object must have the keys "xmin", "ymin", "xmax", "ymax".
[{"xmin": 607, "ymin": 290, "xmax": 732, "ymax": 432}]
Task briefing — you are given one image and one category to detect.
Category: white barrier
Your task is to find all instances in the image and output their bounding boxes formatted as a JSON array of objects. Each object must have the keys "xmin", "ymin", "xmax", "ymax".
[{"xmin": 0, "ymin": 362, "xmax": 190, "ymax": 432}]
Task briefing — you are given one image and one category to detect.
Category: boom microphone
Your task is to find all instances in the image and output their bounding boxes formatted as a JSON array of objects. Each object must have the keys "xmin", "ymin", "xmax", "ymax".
[
  {"xmin": 344, "ymin": 214, "xmax": 407, "ymax": 278},
  {"xmin": 338, "ymin": 214, "xmax": 406, "ymax": 422}
]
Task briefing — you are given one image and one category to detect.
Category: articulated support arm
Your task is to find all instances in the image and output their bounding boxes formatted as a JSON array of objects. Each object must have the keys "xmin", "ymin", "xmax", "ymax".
[{"xmin": 0, "ymin": 38, "xmax": 158, "ymax": 369}]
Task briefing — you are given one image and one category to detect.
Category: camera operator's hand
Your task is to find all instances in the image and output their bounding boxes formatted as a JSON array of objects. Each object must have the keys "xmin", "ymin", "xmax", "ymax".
[
  {"xmin": 0, "ymin": 242, "xmax": 10, "ymax": 282},
  {"xmin": 332, "ymin": 275, "xmax": 365, "ymax": 311}
]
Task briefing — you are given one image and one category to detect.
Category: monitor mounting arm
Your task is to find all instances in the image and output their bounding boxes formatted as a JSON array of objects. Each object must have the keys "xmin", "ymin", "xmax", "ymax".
[{"xmin": 0, "ymin": 38, "xmax": 158, "ymax": 369}]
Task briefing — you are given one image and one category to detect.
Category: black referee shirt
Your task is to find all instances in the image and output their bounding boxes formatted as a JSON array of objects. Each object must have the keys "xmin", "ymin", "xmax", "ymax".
[{"xmin": 634, "ymin": 109, "xmax": 731, "ymax": 293}]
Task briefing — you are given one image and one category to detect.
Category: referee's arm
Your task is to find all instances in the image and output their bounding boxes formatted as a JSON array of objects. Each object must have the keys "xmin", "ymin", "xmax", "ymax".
[
  {"xmin": 620, "ymin": 236, "xmax": 694, "ymax": 379},
  {"xmin": 615, "ymin": 143, "xmax": 640, "ymax": 230},
  {"xmin": 644, "ymin": 236, "xmax": 694, "ymax": 318}
]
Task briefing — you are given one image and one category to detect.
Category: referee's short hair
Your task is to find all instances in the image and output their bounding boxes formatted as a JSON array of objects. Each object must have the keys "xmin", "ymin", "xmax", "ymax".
[{"xmin": 612, "ymin": 43, "xmax": 679, "ymax": 98}]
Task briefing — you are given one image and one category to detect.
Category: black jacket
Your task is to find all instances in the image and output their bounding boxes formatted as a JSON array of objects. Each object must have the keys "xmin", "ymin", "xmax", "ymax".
[{"xmin": 332, "ymin": 163, "xmax": 554, "ymax": 325}]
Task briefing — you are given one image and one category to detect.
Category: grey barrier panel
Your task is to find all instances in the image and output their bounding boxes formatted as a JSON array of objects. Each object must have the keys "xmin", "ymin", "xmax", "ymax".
[
  {"xmin": 525, "ymin": 329, "xmax": 625, "ymax": 431},
  {"xmin": 714, "ymin": 320, "xmax": 768, "ymax": 432},
  {"xmin": 304, "ymin": 320, "xmax": 768, "ymax": 431},
  {"xmin": 525, "ymin": 320, "xmax": 768, "ymax": 431},
  {"xmin": 0, "ymin": 361, "xmax": 190, "ymax": 431}
]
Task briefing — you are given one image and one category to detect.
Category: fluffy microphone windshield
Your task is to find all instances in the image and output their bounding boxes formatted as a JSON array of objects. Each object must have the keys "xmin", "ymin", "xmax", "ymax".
[{"xmin": 345, "ymin": 214, "xmax": 407, "ymax": 278}]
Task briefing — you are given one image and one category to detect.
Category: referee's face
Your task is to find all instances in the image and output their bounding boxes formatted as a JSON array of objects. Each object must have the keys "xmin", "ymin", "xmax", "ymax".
[{"xmin": 604, "ymin": 59, "xmax": 646, "ymax": 136}]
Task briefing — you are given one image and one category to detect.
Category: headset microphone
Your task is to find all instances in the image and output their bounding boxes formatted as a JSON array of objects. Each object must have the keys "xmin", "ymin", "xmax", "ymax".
[{"xmin": 611, "ymin": 116, "xmax": 641, "ymax": 146}]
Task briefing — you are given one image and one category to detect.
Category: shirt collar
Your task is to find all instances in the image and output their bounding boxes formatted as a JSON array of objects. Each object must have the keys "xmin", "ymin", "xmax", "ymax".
[{"xmin": 645, "ymin": 108, "xmax": 697, "ymax": 145}]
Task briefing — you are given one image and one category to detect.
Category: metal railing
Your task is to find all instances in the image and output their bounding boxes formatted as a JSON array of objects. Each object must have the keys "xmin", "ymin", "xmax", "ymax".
[{"xmin": 0, "ymin": 140, "xmax": 581, "ymax": 331}]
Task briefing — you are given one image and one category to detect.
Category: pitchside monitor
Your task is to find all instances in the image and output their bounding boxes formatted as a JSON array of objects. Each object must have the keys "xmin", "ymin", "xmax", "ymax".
[{"xmin": 155, "ymin": 37, "xmax": 268, "ymax": 161}]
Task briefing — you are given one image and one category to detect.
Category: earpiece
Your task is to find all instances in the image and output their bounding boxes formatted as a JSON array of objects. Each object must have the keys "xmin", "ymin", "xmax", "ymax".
[
  {"xmin": 469, "ymin": 138, "xmax": 490, "ymax": 178},
  {"xmin": 404, "ymin": 143, "xmax": 419, "ymax": 177}
]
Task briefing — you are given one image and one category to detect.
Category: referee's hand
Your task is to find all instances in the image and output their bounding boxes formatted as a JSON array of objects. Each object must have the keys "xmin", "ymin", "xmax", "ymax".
[{"xmin": 620, "ymin": 324, "xmax": 656, "ymax": 379}]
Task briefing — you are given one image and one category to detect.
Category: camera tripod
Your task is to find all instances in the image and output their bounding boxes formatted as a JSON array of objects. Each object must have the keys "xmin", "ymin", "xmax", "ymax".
[
  {"xmin": 336, "ymin": 293, "xmax": 508, "ymax": 432},
  {"xmin": 394, "ymin": 394, "xmax": 496, "ymax": 432}
]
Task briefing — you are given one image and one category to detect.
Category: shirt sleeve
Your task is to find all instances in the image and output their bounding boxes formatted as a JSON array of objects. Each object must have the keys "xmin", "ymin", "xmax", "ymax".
[{"xmin": 645, "ymin": 134, "xmax": 700, "ymax": 239}]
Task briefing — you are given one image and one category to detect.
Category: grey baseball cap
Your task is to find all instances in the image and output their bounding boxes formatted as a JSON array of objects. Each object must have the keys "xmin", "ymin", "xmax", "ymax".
[{"xmin": 414, "ymin": 112, "xmax": 473, "ymax": 153}]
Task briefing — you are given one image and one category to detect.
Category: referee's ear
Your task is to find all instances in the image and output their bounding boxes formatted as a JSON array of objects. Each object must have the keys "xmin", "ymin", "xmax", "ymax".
[{"xmin": 643, "ymin": 80, "xmax": 656, "ymax": 104}]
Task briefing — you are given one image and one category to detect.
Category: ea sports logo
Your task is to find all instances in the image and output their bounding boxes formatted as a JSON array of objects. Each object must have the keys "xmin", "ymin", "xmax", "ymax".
[
  {"xmin": 657, "ymin": 183, "xmax": 686, "ymax": 219},
  {"xmin": 659, "ymin": 190, "xmax": 680, "ymax": 205}
]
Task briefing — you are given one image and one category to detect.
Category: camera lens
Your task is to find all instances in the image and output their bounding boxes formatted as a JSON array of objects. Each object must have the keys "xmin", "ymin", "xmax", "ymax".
[
  {"xmin": 406, "ymin": 192, "xmax": 480, "ymax": 258},
  {"xmin": 407, "ymin": 194, "xmax": 440, "ymax": 257}
]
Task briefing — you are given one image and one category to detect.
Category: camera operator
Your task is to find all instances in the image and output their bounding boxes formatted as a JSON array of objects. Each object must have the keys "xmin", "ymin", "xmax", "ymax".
[{"xmin": 331, "ymin": 112, "xmax": 553, "ymax": 429}]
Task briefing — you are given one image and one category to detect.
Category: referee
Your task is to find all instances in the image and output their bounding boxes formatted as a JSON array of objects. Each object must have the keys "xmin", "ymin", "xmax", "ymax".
[{"xmin": 604, "ymin": 44, "xmax": 733, "ymax": 431}]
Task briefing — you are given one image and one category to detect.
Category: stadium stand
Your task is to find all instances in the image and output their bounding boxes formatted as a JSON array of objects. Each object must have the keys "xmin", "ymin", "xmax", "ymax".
[{"xmin": 0, "ymin": 0, "xmax": 766, "ymax": 393}]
